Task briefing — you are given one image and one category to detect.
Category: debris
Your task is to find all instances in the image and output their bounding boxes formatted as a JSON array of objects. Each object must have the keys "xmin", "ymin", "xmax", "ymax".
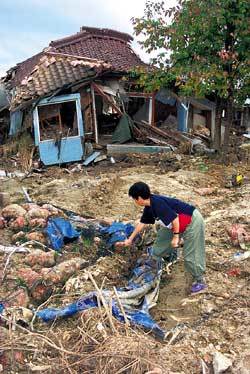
[
  {"xmin": 227, "ymin": 224, "xmax": 250, "ymax": 249},
  {"xmin": 110, "ymin": 156, "xmax": 116, "ymax": 164},
  {"xmin": 26, "ymin": 207, "xmax": 50, "ymax": 220},
  {"xmin": 94, "ymin": 155, "xmax": 107, "ymax": 163},
  {"xmin": 107, "ymin": 144, "xmax": 171, "ymax": 155},
  {"xmin": 46, "ymin": 217, "xmax": 80, "ymax": 251},
  {"xmin": 83, "ymin": 151, "xmax": 101, "ymax": 166},
  {"xmin": 41, "ymin": 258, "xmax": 88, "ymax": 284},
  {"xmin": 145, "ymin": 368, "xmax": 162, "ymax": 374},
  {"xmin": 0, "ymin": 192, "xmax": 10, "ymax": 208},
  {"xmin": 9, "ymin": 216, "xmax": 26, "ymax": 229},
  {"xmin": 26, "ymin": 232, "xmax": 47, "ymax": 244},
  {"xmin": 16, "ymin": 268, "xmax": 51, "ymax": 302},
  {"xmin": 225, "ymin": 173, "xmax": 244, "ymax": 188},
  {"xmin": 27, "ymin": 363, "xmax": 52, "ymax": 372},
  {"xmin": 233, "ymin": 251, "xmax": 250, "ymax": 262},
  {"xmin": 70, "ymin": 164, "xmax": 82, "ymax": 173},
  {"xmin": 212, "ymin": 351, "xmax": 232, "ymax": 374},
  {"xmin": 0, "ymin": 217, "xmax": 6, "ymax": 228},
  {"xmin": 194, "ymin": 187, "xmax": 216, "ymax": 196},
  {"xmin": 24, "ymin": 250, "xmax": 56, "ymax": 267},
  {"xmin": 2, "ymin": 306, "xmax": 33, "ymax": 327},
  {"xmin": 0, "ymin": 244, "xmax": 28, "ymax": 253},
  {"xmin": 100, "ymin": 221, "xmax": 134, "ymax": 247},
  {"xmin": 8, "ymin": 288, "xmax": 30, "ymax": 308},
  {"xmin": 1, "ymin": 204, "xmax": 27, "ymax": 219},
  {"xmin": 37, "ymin": 250, "xmax": 165, "ymax": 339},
  {"xmin": 226, "ymin": 268, "xmax": 241, "ymax": 277},
  {"xmin": 29, "ymin": 218, "xmax": 47, "ymax": 228},
  {"xmin": 22, "ymin": 187, "xmax": 32, "ymax": 203},
  {"xmin": 0, "ymin": 170, "xmax": 7, "ymax": 178}
]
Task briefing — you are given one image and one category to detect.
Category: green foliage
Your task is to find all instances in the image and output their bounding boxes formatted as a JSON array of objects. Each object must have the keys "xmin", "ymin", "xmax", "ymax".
[{"xmin": 132, "ymin": 0, "xmax": 250, "ymax": 103}]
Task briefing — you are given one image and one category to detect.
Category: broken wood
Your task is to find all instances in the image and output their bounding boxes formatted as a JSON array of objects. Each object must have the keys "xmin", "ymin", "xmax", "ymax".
[
  {"xmin": 134, "ymin": 121, "xmax": 182, "ymax": 145},
  {"xmin": 83, "ymin": 151, "xmax": 101, "ymax": 166},
  {"xmin": 92, "ymin": 82, "xmax": 123, "ymax": 116}
]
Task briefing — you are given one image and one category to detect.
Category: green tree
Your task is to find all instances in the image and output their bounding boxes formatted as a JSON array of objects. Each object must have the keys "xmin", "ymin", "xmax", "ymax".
[{"xmin": 132, "ymin": 0, "xmax": 250, "ymax": 152}]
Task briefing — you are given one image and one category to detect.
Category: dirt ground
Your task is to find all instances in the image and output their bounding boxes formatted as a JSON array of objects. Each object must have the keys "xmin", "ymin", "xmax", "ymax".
[{"xmin": 0, "ymin": 152, "xmax": 250, "ymax": 373}]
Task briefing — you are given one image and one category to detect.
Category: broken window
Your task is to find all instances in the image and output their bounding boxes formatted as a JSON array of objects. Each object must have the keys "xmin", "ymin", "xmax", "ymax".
[{"xmin": 38, "ymin": 101, "xmax": 79, "ymax": 141}]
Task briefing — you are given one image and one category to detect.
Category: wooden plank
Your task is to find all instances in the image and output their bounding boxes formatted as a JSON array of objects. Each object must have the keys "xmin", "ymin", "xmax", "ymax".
[
  {"xmin": 83, "ymin": 151, "xmax": 101, "ymax": 166},
  {"xmin": 107, "ymin": 144, "xmax": 171, "ymax": 155}
]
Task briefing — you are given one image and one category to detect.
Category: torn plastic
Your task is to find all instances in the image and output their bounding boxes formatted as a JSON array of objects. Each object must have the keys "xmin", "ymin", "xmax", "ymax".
[
  {"xmin": 46, "ymin": 217, "xmax": 80, "ymax": 251},
  {"xmin": 37, "ymin": 249, "xmax": 165, "ymax": 339},
  {"xmin": 99, "ymin": 222, "xmax": 134, "ymax": 247}
]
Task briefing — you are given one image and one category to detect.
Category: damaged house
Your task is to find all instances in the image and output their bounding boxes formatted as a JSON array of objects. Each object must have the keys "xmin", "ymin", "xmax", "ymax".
[
  {"xmin": 1, "ymin": 26, "xmax": 218, "ymax": 165},
  {"xmin": 2, "ymin": 27, "xmax": 150, "ymax": 165}
]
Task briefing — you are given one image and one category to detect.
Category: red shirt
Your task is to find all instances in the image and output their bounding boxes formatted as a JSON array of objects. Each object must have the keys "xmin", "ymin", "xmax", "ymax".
[{"xmin": 178, "ymin": 213, "xmax": 192, "ymax": 233}]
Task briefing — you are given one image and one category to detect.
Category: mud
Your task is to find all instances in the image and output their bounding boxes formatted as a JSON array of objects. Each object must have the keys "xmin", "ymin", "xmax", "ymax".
[{"xmin": 0, "ymin": 154, "xmax": 250, "ymax": 373}]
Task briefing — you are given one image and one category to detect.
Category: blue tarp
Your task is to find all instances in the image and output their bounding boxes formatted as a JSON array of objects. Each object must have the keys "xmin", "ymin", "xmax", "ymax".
[
  {"xmin": 99, "ymin": 222, "xmax": 134, "ymax": 247},
  {"xmin": 37, "ymin": 250, "xmax": 165, "ymax": 339},
  {"xmin": 46, "ymin": 217, "xmax": 81, "ymax": 251}
]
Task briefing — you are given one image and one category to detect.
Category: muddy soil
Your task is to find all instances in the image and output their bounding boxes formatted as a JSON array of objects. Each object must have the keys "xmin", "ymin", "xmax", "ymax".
[{"xmin": 0, "ymin": 153, "xmax": 250, "ymax": 373}]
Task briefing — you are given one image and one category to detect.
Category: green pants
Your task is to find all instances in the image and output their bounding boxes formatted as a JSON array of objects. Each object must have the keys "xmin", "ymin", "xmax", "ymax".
[{"xmin": 152, "ymin": 209, "xmax": 205, "ymax": 283}]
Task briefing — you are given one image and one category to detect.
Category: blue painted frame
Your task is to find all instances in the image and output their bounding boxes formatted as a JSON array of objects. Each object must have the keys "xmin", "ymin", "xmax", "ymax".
[{"xmin": 33, "ymin": 94, "xmax": 84, "ymax": 165}]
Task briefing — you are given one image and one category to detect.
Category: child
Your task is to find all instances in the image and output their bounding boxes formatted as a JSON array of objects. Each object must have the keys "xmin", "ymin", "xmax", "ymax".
[{"xmin": 117, "ymin": 181, "xmax": 206, "ymax": 294}]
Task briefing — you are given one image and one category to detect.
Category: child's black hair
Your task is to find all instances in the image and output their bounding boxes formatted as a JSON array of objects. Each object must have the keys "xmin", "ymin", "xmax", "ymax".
[{"xmin": 128, "ymin": 182, "xmax": 151, "ymax": 200}]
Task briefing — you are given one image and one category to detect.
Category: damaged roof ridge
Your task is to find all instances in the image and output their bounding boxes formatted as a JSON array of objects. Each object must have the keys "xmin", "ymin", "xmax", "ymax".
[
  {"xmin": 80, "ymin": 26, "xmax": 133, "ymax": 42},
  {"xmin": 50, "ymin": 27, "xmax": 133, "ymax": 49},
  {"xmin": 44, "ymin": 50, "xmax": 110, "ymax": 66}
]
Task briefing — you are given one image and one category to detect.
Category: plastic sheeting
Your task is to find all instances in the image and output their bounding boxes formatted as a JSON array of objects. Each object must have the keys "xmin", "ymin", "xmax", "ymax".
[
  {"xmin": 37, "ymin": 249, "xmax": 165, "ymax": 339},
  {"xmin": 99, "ymin": 221, "xmax": 134, "ymax": 247},
  {"xmin": 46, "ymin": 217, "xmax": 81, "ymax": 251},
  {"xmin": 112, "ymin": 114, "xmax": 134, "ymax": 144}
]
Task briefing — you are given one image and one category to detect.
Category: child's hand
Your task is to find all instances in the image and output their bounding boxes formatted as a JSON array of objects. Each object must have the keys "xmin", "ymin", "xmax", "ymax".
[{"xmin": 171, "ymin": 236, "xmax": 179, "ymax": 248}]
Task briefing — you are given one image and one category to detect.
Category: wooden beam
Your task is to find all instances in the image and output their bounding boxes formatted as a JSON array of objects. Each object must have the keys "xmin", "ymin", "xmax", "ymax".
[
  {"xmin": 91, "ymin": 84, "xmax": 98, "ymax": 144},
  {"xmin": 126, "ymin": 92, "xmax": 153, "ymax": 98},
  {"xmin": 134, "ymin": 120, "xmax": 181, "ymax": 144},
  {"xmin": 151, "ymin": 91, "xmax": 156, "ymax": 126},
  {"xmin": 92, "ymin": 82, "xmax": 123, "ymax": 115}
]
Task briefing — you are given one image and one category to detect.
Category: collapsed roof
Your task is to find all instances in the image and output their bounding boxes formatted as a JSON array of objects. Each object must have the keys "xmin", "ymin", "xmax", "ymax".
[{"xmin": 3, "ymin": 27, "xmax": 146, "ymax": 109}]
